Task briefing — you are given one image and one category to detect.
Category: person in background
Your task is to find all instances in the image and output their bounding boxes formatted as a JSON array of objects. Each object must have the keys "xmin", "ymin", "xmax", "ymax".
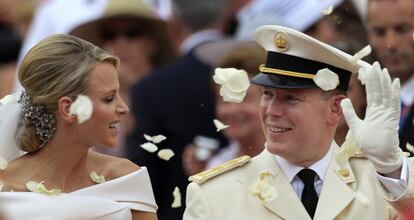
[
  {"xmin": 183, "ymin": 43, "xmax": 266, "ymax": 176},
  {"xmin": 125, "ymin": 0, "xmax": 252, "ymax": 218},
  {"xmin": 0, "ymin": 34, "xmax": 157, "ymax": 220},
  {"xmin": 365, "ymin": 0, "xmax": 414, "ymax": 153},
  {"xmin": 70, "ymin": 0, "xmax": 174, "ymax": 156}
]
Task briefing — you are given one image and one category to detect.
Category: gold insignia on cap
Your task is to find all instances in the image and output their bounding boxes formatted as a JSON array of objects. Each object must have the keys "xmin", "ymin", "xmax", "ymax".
[
  {"xmin": 338, "ymin": 168, "xmax": 350, "ymax": 177},
  {"xmin": 189, "ymin": 155, "xmax": 251, "ymax": 184},
  {"xmin": 274, "ymin": 31, "xmax": 289, "ymax": 52}
]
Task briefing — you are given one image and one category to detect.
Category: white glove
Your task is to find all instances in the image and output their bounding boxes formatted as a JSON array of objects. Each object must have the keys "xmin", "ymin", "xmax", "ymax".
[{"xmin": 340, "ymin": 62, "xmax": 403, "ymax": 174}]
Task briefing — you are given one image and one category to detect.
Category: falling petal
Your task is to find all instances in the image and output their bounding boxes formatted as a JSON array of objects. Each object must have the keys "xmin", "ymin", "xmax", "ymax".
[
  {"xmin": 321, "ymin": 5, "xmax": 333, "ymax": 15},
  {"xmin": 355, "ymin": 191, "xmax": 371, "ymax": 208},
  {"xmin": 140, "ymin": 142, "xmax": 158, "ymax": 153},
  {"xmin": 0, "ymin": 155, "xmax": 7, "ymax": 170},
  {"xmin": 249, "ymin": 171, "xmax": 278, "ymax": 203},
  {"xmin": 213, "ymin": 119, "xmax": 230, "ymax": 132},
  {"xmin": 219, "ymin": 86, "xmax": 247, "ymax": 103},
  {"xmin": 213, "ymin": 68, "xmax": 250, "ymax": 103},
  {"xmin": 224, "ymin": 69, "xmax": 250, "ymax": 92},
  {"xmin": 0, "ymin": 94, "xmax": 17, "ymax": 105},
  {"xmin": 406, "ymin": 143, "xmax": 414, "ymax": 154},
  {"xmin": 0, "ymin": 180, "xmax": 3, "ymax": 191},
  {"xmin": 171, "ymin": 186, "xmax": 181, "ymax": 208},
  {"xmin": 144, "ymin": 134, "xmax": 167, "ymax": 144},
  {"xmin": 313, "ymin": 68, "xmax": 339, "ymax": 91},
  {"xmin": 213, "ymin": 68, "xmax": 233, "ymax": 84},
  {"xmin": 349, "ymin": 45, "xmax": 372, "ymax": 64},
  {"xmin": 69, "ymin": 95, "xmax": 93, "ymax": 124},
  {"xmin": 158, "ymin": 149, "xmax": 175, "ymax": 161},
  {"xmin": 90, "ymin": 171, "xmax": 106, "ymax": 184}
]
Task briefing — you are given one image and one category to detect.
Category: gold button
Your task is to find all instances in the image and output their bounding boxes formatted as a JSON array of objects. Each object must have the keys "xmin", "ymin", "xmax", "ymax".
[{"xmin": 338, "ymin": 168, "xmax": 350, "ymax": 177}]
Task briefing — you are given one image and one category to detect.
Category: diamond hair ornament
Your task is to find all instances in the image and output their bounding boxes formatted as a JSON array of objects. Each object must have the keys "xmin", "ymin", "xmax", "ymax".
[{"xmin": 18, "ymin": 92, "xmax": 56, "ymax": 149}]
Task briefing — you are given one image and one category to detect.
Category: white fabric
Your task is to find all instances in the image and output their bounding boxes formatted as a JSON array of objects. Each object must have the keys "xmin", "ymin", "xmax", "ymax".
[
  {"xmin": 0, "ymin": 167, "xmax": 157, "ymax": 220},
  {"xmin": 341, "ymin": 62, "xmax": 403, "ymax": 174},
  {"xmin": 206, "ymin": 141, "xmax": 239, "ymax": 169},
  {"xmin": 179, "ymin": 29, "xmax": 223, "ymax": 54},
  {"xmin": 377, "ymin": 158, "xmax": 409, "ymax": 200},
  {"xmin": 235, "ymin": 0, "xmax": 343, "ymax": 41},
  {"xmin": 275, "ymin": 144, "xmax": 334, "ymax": 198},
  {"xmin": 0, "ymin": 94, "xmax": 25, "ymax": 162}
]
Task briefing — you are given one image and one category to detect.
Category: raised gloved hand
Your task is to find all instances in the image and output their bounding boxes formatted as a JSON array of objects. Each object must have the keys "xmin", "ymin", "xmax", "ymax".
[{"xmin": 340, "ymin": 62, "xmax": 403, "ymax": 174}]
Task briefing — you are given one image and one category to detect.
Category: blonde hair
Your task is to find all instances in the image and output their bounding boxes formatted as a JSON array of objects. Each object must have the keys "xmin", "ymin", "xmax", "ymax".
[{"xmin": 18, "ymin": 34, "xmax": 119, "ymax": 152}]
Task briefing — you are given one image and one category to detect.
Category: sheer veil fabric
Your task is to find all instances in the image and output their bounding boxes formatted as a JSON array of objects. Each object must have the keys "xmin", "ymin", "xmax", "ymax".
[{"xmin": 0, "ymin": 94, "xmax": 25, "ymax": 163}]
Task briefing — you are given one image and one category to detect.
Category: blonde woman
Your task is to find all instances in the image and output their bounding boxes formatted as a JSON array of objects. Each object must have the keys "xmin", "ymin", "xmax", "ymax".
[{"xmin": 0, "ymin": 34, "xmax": 157, "ymax": 220}]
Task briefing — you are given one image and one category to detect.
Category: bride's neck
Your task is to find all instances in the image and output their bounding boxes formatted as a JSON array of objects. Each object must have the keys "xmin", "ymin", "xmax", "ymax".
[{"xmin": 11, "ymin": 129, "xmax": 93, "ymax": 191}]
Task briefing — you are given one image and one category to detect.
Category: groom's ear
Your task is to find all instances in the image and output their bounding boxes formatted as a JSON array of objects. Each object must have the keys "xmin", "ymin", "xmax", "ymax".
[{"xmin": 327, "ymin": 93, "xmax": 346, "ymax": 126}]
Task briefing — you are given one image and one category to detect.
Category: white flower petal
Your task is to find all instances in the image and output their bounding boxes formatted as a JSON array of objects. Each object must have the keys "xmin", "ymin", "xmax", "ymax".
[
  {"xmin": 213, "ymin": 68, "xmax": 233, "ymax": 84},
  {"xmin": 214, "ymin": 68, "xmax": 250, "ymax": 103},
  {"xmin": 0, "ymin": 180, "xmax": 3, "ymax": 191},
  {"xmin": 144, "ymin": 134, "xmax": 167, "ymax": 144},
  {"xmin": 249, "ymin": 171, "xmax": 278, "ymax": 203},
  {"xmin": 90, "ymin": 171, "xmax": 106, "ymax": 184},
  {"xmin": 313, "ymin": 68, "xmax": 339, "ymax": 91},
  {"xmin": 26, "ymin": 181, "xmax": 41, "ymax": 193},
  {"xmin": 152, "ymin": 135, "xmax": 167, "ymax": 144},
  {"xmin": 144, "ymin": 134, "xmax": 152, "ymax": 141},
  {"xmin": 321, "ymin": 5, "xmax": 333, "ymax": 15},
  {"xmin": 140, "ymin": 142, "xmax": 158, "ymax": 153},
  {"xmin": 225, "ymin": 69, "xmax": 250, "ymax": 92},
  {"xmin": 355, "ymin": 191, "xmax": 371, "ymax": 208},
  {"xmin": 158, "ymin": 149, "xmax": 175, "ymax": 161},
  {"xmin": 26, "ymin": 181, "xmax": 61, "ymax": 195},
  {"xmin": 69, "ymin": 95, "xmax": 93, "ymax": 124},
  {"xmin": 0, "ymin": 94, "xmax": 17, "ymax": 105},
  {"xmin": 349, "ymin": 45, "xmax": 372, "ymax": 64},
  {"xmin": 171, "ymin": 186, "xmax": 182, "ymax": 208},
  {"xmin": 219, "ymin": 87, "xmax": 246, "ymax": 103},
  {"xmin": 213, "ymin": 119, "xmax": 230, "ymax": 132},
  {"xmin": 0, "ymin": 155, "xmax": 7, "ymax": 170}
]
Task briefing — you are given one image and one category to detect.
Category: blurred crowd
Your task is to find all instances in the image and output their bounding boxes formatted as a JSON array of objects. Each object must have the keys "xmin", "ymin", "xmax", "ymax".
[{"xmin": 0, "ymin": 0, "xmax": 413, "ymax": 219}]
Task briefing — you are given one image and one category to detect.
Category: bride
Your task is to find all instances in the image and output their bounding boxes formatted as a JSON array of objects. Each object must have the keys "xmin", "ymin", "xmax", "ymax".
[{"xmin": 0, "ymin": 34, "xmax": 157, "ymax": 220}]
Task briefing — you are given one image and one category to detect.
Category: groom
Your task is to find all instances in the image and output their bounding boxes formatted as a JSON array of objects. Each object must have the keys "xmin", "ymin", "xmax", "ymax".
[{"xmin": 183, "ymin": 25, "xmax": 414, "ymax": 220}]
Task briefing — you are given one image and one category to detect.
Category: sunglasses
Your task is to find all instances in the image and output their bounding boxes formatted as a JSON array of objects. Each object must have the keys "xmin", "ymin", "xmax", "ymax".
[{"xmin": 100, "ymin": 28, "xmax": 145, "ymax": 41}]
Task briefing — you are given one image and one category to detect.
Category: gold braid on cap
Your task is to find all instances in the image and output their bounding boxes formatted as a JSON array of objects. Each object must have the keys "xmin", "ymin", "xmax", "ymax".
[{"xmin": 259, "ymin": 64, "xmax": 315, "ymax": 79}]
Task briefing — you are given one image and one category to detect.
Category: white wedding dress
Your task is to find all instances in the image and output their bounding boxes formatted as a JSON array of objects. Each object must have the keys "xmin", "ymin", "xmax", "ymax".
[{"xmin": 0, "ymin": 167, "xmax": 157, "ymax": 220}]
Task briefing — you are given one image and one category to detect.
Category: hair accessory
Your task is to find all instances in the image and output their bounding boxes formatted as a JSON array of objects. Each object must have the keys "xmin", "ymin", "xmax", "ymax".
[{"xmin": 18, "ymin": 92, "xmax": 56, "ymax": 149}]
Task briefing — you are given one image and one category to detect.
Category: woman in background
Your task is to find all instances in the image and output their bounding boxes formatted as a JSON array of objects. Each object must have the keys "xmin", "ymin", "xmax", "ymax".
[{"xmin": 183, "ymin": 43, "xmax": 266, "ymax": 175}]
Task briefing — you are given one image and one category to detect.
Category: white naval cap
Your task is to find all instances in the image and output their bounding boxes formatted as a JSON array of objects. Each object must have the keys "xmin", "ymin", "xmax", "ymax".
[{"xmin": 251, "ymin": 25, "xmax": 369, "ymax": 91}]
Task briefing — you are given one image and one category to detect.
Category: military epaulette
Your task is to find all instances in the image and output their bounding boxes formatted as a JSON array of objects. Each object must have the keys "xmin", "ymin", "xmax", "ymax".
[
  {"xmin": 351, "ymin": 149, "xmax": 365, "ymax": 158},
  {"xmin": 188, "ymin": 155, "xmax": 251, "ymax": 184}
]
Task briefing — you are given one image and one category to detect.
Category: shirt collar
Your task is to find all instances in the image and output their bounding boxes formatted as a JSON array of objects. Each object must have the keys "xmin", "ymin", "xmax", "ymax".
[
  {"xmin": 401, "ymin": 74, "xmax": 414, "ymax": 106},
  {"xmin": 275, "ymin": 143, "xmax": 334, "ymax": 182},
  {"xmin": 179, "ymin": 29, "xmax": 223, "ymax": 54}
]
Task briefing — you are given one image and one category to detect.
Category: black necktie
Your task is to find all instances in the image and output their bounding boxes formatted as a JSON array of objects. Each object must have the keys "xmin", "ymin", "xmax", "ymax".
[{"xmin": 297, "ymin": 169, "xmax": 318, "ymax": 219}]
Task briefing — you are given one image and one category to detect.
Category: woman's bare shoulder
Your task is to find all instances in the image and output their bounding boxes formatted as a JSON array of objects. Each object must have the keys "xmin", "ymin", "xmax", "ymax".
[{"xmin": 89, "ymin": 152, "xmax": 140, "ymax": 180}]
